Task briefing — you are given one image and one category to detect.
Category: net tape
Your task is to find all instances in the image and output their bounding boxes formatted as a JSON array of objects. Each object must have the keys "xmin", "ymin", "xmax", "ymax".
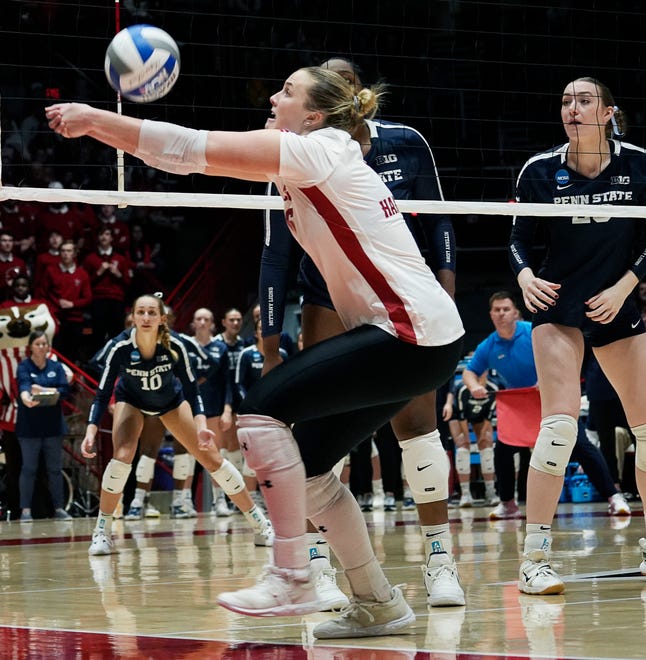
[{"xmin": 0, "ymin": 186, "xmax": 644, "ymax": 217}]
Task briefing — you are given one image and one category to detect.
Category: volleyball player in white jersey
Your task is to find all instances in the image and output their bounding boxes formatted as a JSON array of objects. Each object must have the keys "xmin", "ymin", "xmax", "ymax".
[
  {"xmin": 509, "ymin": 77, "xmax": 646, "ymax": 595},
  {"xmin": 46, "ymin": 66, "xmax": 464, "ymax": 638},
  {"xmin": 260, "ymin": 57, "xmax": 466, "ymax": 610}
]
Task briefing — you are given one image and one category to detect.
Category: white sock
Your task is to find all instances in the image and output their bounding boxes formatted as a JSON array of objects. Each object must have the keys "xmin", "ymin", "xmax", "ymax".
[{"xmin": 421, "ymin": 523, "xmax": 453, "ymax": 558}]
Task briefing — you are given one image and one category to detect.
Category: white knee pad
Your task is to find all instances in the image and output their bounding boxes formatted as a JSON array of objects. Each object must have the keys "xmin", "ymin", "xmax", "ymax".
[
  {"xmin": 186, "ymin": 454, "xmax": 196, "ymax": 476},
  {"xmin": 455, "ymin": 447, "xmax": 471, "ymax": 476},
  {"xmin": 237, "ymin": 414, "xmax": 301, "ymax": 473},
  {"xmin": 399, "ymin": 431, "xmax": 449, "ymax": 503},
  {"xmin": 530, "ymin": 414, "xmax": 577, "ymax": 476},
  {"xmin": 135, "ymin": 454, "xmax": 155, "ymax": 484},
  {"xmin": 479, "ymin": 446, "xmax": 494, "ymax": 474},
  {"xmin": 173, "ymin": 453, "xmax": 192, "ymax": 480},
  {"xmin": 101, "ymin": 459, "xmax": 132, "ymax": 494},
  {"xmin": 210, "ymin": 458, "xmax": 245, "ymax": 496},
  {"xmin": 632, "ymin": 423, "xmax": 646, "ymax": 471}
]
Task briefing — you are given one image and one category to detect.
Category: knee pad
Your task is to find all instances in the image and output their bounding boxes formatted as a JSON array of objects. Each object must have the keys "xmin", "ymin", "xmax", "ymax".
[
  {"xmin": 210, "ymin": 458, "xmax": 245, "ymax": 496},
  {"xmin": 186, "ymin": 454, "xmax": 196, "ymax": 476},
  {"xmin": 305, "ymin": 471, "xmax": 346, "ymax": 520},
  {"xmin": 101, "ymin": 459, "xmax": 131, "ymax": 494},
  {"xmin": 173, "ymin": 453, "xmax": 192, "ymax": 481},
  {"xmin": 479, "ymin": 446, "xmax": 494, "ymax": 474},
  {"xmin": 455, "ymin": 447, "xmax": 471, "ymax": 476},
  {"xmin": 135, "ymin": 454, "xmax": 156, "ymax": 484},
  {"xmin": 530, "ymin": 414, "xmax": 577, "ymax": 476},
  {"xmin": 632, "ymin": 423, "xmax": 646, "ymax": 471},
  {"xmin": 399, "ymin": 431, "xmax": 449, "ymax": 503},
  {"xmin": 237, "ymin": 414, "xmax": 301, "ymax": 473}
]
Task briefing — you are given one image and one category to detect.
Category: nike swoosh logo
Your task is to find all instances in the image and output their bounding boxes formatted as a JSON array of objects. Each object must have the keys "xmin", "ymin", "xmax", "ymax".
[
  {"xmin": 417, "ymin": 463, "xmax": 432, "ymax": 471},
  {"xmin": 539, "ymin": 525, "xmax": 551, "ymax": 531},
  {"xmin": 551, "ymin": 440, "xmax": 567, "ymax": 446},
  {"xmin": 556, "ymin": 184, "xmax": 573, "ymax": 190},
  {"xmin": 631, "ymin": 320, "xmax": 641, "ymax": 329}
]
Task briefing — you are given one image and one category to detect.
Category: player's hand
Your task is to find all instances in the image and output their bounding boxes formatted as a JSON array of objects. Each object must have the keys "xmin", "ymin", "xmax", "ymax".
[
  {"xmin": 585, "ymin": 284, "xmax": 628, "ymax": 324},
  {"xmin": 442, "ymin": 402, "xmax": 453, "ymax": 421},
  {"xmin": 517, "ymin": 268, "xmax": 560, "ymax": 313},
  {"xmin": 219, "ymin": 410, "xmax": 232, "ymax": 431},
  {"xmin": 81, "ymin": 433, "xmax": 97, "ymax": 458},
  {"xmin": 198, "ymin": 428, "xmax": 215, "ymax": 450},
  {"xmin": 45, "ymin": 103, "xmax": 94, "ymax": 138}
]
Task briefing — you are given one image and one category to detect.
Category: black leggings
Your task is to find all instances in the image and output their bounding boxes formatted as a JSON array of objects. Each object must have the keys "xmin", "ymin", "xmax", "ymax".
[{"xmin": 240, "ymin": 325, "xmax": 463, "ymax": 477}]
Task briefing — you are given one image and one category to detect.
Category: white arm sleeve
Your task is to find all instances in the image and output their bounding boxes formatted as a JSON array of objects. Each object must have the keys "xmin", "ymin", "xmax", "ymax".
[{"xmin": 134, "ymin": 120, "xmax": 209, "ymax": 175}]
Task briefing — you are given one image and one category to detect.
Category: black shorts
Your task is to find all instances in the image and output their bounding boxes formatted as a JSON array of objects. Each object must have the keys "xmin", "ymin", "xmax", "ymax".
[
  {"xmin": 456, "ymin": 383, "xmax": 497, "ymax": 423},
  {"xmin": 298, "ymin": 253, "xmax": 335, "ymax": 311},
  {"xmin": 533, "ymin": 296, "xmax": 645, "ymax": 347},
  {"xmin": 239, "ymin": 325, "xmax": 464, "ymax": 476},
  {"xmin": 115, "ymin": 390, "xmax": 185, "ymax": 417}
]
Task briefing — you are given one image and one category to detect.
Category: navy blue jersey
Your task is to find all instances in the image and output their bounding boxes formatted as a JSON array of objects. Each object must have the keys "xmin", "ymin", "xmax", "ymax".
[
  {"xmin": 510, "ymin": 140, "xmax": 646, "ymax": 324},
  {"xmin": 214, "ymin": 333, "xmax": 245, "ymax": 411},
  {"xmin": 87, "ymin": 328, "xmax": 204, "ymax": 425},
  {"xmin": 193, "ymin": 336, "xmax": 231, "ymax": 417},
  {"xmin": 260, "ymin": 118, "xmax": 455, "ymax": 338},
  {"xmin": 235, "ymin": 343, "xmax": 288, "ymax": 401}
]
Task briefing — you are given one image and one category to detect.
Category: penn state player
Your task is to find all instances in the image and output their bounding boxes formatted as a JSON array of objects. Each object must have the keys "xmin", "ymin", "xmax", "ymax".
[
  {"xmin": 510, "ymin": 77, "xmax": 646, "ymax": 594},
  {"xmin": 213, "ymin": 307, "xmax": 246, "ymax": 514},
  {"xmin": 259, "ymin": 57, "xmax": 465, "ymax": 609},
  {"xmin": 189, "ymin": 307, "xmax": 238, "ymax": 517},
  {"xmin": 46, "ymin": 66, "xmax": 464, "ymax": 637},
  {"xmin": 79, "ymin": 294, "xmax": 273, "ymax": 556}
]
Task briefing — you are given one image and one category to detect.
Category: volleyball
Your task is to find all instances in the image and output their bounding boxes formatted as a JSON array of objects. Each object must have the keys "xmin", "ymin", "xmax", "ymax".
[{"xmin": 104, "ymin": 24, "xmax": 180, "ymax": 103}]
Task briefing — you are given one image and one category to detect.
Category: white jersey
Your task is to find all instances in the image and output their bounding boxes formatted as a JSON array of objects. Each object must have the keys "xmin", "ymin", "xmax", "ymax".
[{"xmin": 270, "ymin": 127, "xmax": 463, "ymax": 347}]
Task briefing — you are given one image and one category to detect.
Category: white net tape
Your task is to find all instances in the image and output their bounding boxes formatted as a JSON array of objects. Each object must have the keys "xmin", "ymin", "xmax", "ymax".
[{"xmin": 1, "ymin": 185, "xmax": 645, "ymax": 217}]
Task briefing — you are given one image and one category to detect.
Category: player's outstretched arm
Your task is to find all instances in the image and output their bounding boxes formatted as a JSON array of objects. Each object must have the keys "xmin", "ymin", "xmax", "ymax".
[{"xmin": 46, "ymin": 103, "xmax": 277, "ymax": 181}]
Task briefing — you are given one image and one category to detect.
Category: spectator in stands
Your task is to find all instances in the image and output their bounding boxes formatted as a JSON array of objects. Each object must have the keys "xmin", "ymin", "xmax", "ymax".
[
  {"xmin": 34, "ymin": 181, "xmax": 84, "ymax": 252},
  {"xmin": 0, "ymin": 231, "xmax": 28, "ymax": 301},
  {"xmin": 33, "ymin": 229, "xmax": 63, "ymax": 285},
  {"xmin": 83, "ymin": 226, "xmax": 131, "ymax": 353},
  {"xmin": 127, "ymin": 221, "xmax": 165, "ymax": 299},
  {"xmin": 95, "ymin": 205, "xmax": 130, "ymax": 255},
  {"xmin": 16, "ymin": 330, "xmax": 72, "ymax": 521},
  {"xmin": 0, "ymin": 191, "xmax": 37, "ymax": 267},
  {"xmin": 36, "ymin": 240, "xmax": 92, "ymax": 364}
]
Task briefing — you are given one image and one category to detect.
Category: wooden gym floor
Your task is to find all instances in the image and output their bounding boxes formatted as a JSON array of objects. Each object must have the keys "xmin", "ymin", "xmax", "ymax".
[{"xmin": 0, "ymin": 501, "xmax": 644, "ymax": 659}]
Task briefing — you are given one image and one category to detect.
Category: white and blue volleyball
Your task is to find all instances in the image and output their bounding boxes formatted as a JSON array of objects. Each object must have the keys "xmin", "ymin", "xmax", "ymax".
[{"xmin": 104, "ymin": 25, "xmax": 180, "ymax": 103}]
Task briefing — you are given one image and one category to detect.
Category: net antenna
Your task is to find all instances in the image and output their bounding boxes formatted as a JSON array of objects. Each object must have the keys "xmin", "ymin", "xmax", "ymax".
[{"xmin": 114, "ymin": 0, "xmax": 126, "ymax": 208}]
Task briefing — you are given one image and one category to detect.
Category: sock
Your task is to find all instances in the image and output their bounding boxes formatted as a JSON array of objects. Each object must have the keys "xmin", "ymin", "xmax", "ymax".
[
  {"xmin": 182, "ymin": 488, "xmax": 193, "ymax": 503},
  {"xmin": 485, "ymin": 480, "xmax": 496, "ymax": 498},
  {"xmin": 421, "ymin": 523, "xmax": 453, "ymax": 558},
  {"xmin": 524, "ymin": 523, "xmax": 553, "ymax": 557},
  {"xmin": 172, "ymin": 489, "xmax": 183, "ymax": 506},
  {"xmin": 95, "ymin": 511, "xmax": 113, "ymax": 535},
  {"xmin": 243, "ymin": 503, "xmax": 266, "ymax": 531},
  {"xmin": 132, "ymin": 487, "xmax": 146, "ymax": 506},
  {"xmin": 460, "ymin": 482, "xmax": 470, "ymax": 496},
  {"xmin": 306, "ymin": 532, "xmax": 331, "ymax": 562}
]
